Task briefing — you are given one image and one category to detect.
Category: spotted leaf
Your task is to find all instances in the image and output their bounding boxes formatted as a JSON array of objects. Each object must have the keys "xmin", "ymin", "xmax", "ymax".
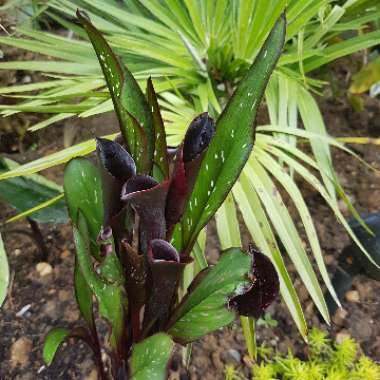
[
  {"xmin": 167, "ymin": 248, "xmax": 252, "ymax": 344},
  {"xmin": 129, "ymin": 333, "xmax": 173, "ymax": 380},
  {"xmin": 77, "ymin": 10, "xmax": 153, "ymax": 173},
  {"xmin": 146, "ymin": 78, "xmax": 169, "ymax": 180},
  {"xmin": 175, "ymin": 15, "xmax": 286, "ymax": 255}
]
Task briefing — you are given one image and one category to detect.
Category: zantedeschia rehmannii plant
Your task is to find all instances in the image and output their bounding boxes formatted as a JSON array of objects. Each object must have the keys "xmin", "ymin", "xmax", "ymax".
[{"xmin": 43, "ymin": 9, "xmax": 285, "ymax": 380}]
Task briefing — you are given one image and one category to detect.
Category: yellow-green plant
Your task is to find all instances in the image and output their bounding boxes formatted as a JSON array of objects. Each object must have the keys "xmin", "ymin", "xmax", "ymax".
[
  {"xmin": 226, "ymin": 328, "xmax": 380, "ymax": 380},
  {"xmin": 1, "ymin": 0, "xmax": 380, "ymax": 350}
]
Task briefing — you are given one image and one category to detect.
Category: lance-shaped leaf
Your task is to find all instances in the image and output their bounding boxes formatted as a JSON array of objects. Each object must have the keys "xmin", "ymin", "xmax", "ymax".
[
  {"xmin": 64, "ymin": 156, "xmax": 123, "ymax": 282},
  {"xmin": 167, "ymin": 247, "xmax": 279, "ymax": 343},
  {"xmin": 229, "ymin": 247, "xmax": 280, "ymax": 319},
  {"xmin": 74, "ymin": 260, "xmax": 95, "ymax": 330},
  {"xmin": 64, "ymin": 157, "xmax": 103, "ymax": 256},
  {"xmin": 0, "ymin": 157, "xmax": 67, "ymax": 224},
  {"xmin": 73, "ymin": 211, "xmax": 125, "ymax": 351},
  {"xmin": 176, "ymin": 15, "xmax": 286, "ymax": 255},
  {"xmin": 122, "ymin": 176, "xmax": 169, "ymax": 253},
  {"xmin": 77, "ymin": 10, "xmax": 154, "ymax": 173},
  {"xmin": 144, "ymin": 239, "xmax": 191, "ymax": 330},
  {"xmin": 43, "ymin": 326, "xmax": 94, "ymax": 366},
  {"xmin": 167, "ymin": 248, "xmax": 251, "ymax": 344},
  {"xmin": 129, "ymin": 333, "xmax": 173, "ymax": 380},
  {"xmin": 0, "ymin": 233, "xmax": 9, "ymax": 308},
  {"xmin": 146, "ymin": 77, "xmax": 169, "ymax": 180}
]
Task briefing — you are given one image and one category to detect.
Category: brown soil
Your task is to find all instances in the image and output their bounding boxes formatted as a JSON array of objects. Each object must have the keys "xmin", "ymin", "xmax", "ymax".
[{"xmin": 1, "ymin": 46, "xmax": 380, "ymax": 380}]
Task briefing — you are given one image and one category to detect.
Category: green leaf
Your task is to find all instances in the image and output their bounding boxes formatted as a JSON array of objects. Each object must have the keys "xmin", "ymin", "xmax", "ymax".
[
  {"xmin": 215, "ymin": 193, "xmax": 257, "ymax": 360},
  {"xmin": 257, "ymin": 148, "xmax": 340, "ymax": 307},
  {"xmin": 177, "ymin": 14, "xmax": 286, "ymax": 255},
  {"xmin": 0, "ymin": 158, "xmax": 67, "ymax": 224},
  {"xmin": 64, "ymin": 158, "xmax": 103, "ymax": 251},
  {"xmin": 73, "ymin": 211, "xmax": 124, "ymax": 349},
  {"xmin": 0, "ymin": 233, "xmax": 9, "ymax": 307},
  {"xmin": 130, "ymin": 333, "xmax": 173, "ymax": 380},
  {"xmin": 240, "ymin": 316, "xmax": 257, "ymax": 360},
  {"xmin": 5, "ymin": 194, "xmax": 64, "ymax": 224},
  {"xmin": 0, "ymin": 133, "xmax": 118, "ymax": 180},
  {"xmin": 215, "ymin": 193, "xmax": 241, "ymax": 249},
  {"xmin": 74, "ymin": 261, "xmax": 94, "ymax": 330},
  {"xmin": 77, "ymin": 10, "xmax": 154, "ymax": 173},
  {"xmin": 297, "ymin": 85, "xmax": 336, "ymax": 201},
  {"xmin": 350, "ymin": 56, "xmax": 380, "ymax": 94},
  {"xmin": 146, "ymin": 77, "xmax": 169, "ymax": 180},
  {"xmin": 43, "ymin": 327, "xmax": 70, "ymax": 366},
  {"xmin": 233, "ymin": 176, "xmax": 308, "ymax": 338},
  {"xmin": 168, "ymin": 248, "xmax": 252, "ymax": 344},
  {"xmin": 245, "ymin": 159, "xmax": 329, "ymax": 323}
]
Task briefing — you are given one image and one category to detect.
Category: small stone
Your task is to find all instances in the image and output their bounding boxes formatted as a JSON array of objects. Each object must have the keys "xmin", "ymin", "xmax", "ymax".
[
  {"xmin": 338, "ymin": 199, "xmax": 348, "ymax": 214},
  {"xmin": 324, "ymin": 255, "xmax": 335, "ymax": 265},
  {"xmin": 226, "ymin": 349, "xmax": 241, "ymax": 363},
  {"xmin": 14, "ymin": 248, "xmax": 21, "ymax": 256},
  {"xmin": 84, "ymin": 369, "xmax": 98, "ymax": 380},
  {"xmin": 345, "ymin": 290, "xmax": 360, "ymax": 303},
  {"xmin": 44, "ymin": 300, "xmax": 59, "ymax": 319},
  {"xmin": 58, "ymin": 290, "xmax": 71, "ymax": 302},
  {"xmin": 335, "ymin": 331, "xmax": 351, "ymax": 344},
  {"xmin": 332, "ymin": 308, "xmax": 348, "ymax": 326},
  {"xmin": 60, "ymin": 249, "xmax": 71, "ymax": 259},
  {"xmin": 10, "ymin": 338, "xmax": 33, "ymax": 368},
  {"xmin": 36, "ymin": 262, "xmax": 53, "ymax": 277}
]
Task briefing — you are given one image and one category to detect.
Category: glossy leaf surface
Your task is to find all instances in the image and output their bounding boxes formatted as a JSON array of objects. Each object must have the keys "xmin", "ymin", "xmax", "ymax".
[
  {"xmin": 129, "ymin": 333, "xmax": 173, "ymax": 380},
  {"xmin": 0, "ymin": 233, "xmax": 9, "ymax": 307},
  {"xmin": 77, "ymin": 10, "xmax": 154, "ymax": 173},
  {"xmin": 177, "ymin": 15, "xmax": 286, "ymax": 254},
  {"xmin": 43, "ymin": 327, "xmax": 70, "ymax": 365},
  {"xmin": 64, "ymin": 157, "xmax": 103, "ymax": 256},
  {"xmin": 0, "ymin": 157, "xmax": 67, "ymax": 223},
  {"xmin": 168, "ymin": 248, "xmax": 251, "ymax": 343},
  {"xmin": 73, "ymin": 211, "xmax": 124, "ymax": 349},
  {"xmin": 146, "ymin": 77, "xmax": 169, "ymax": 180}
]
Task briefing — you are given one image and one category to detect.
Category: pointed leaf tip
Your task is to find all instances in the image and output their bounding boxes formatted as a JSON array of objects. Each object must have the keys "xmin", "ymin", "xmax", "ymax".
[{"xmin": 76, "ymin": 9, "xmax": 90, "ymax": 21}]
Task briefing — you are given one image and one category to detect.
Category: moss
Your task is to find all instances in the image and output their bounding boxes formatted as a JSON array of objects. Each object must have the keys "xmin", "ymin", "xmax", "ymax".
[{"xmin": 227, "ymin": 329, "xmax": 380, "ymax": 380}]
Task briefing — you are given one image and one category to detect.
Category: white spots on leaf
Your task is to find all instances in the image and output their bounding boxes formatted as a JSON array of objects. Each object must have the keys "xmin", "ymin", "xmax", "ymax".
[
  {"xmin": 242, "ymin": 143, "xmax": 248, "ymax": 149},
  {"xmin": 205, "ymin": 163, "xmax": 209, "ymax": 171},
  {"xmin": 231, "ymin": 130, "xmax": 234, "ymax": 138},
  {"xmin": 214, "ymin": 153, "xmax": 218, "ymax": 160}
]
